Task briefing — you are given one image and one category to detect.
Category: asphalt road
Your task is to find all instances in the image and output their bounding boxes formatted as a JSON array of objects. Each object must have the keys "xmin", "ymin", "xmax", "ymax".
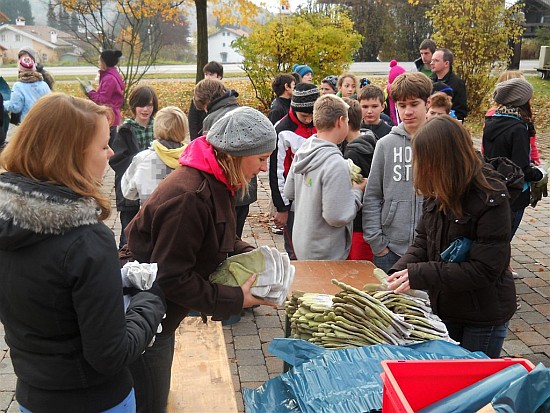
[{"xmin": 0, "ymin": 60, "xmax": 540, "ymax": 77}]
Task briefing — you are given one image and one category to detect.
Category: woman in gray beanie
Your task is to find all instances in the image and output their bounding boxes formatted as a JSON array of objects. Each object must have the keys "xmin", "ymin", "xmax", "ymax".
[
  {"xmin": 483, "ymin": 77, "xmax": 546, "ymax": 238},
  {"xmin": 124, "ymin": 106, "xmax": 277, "ymax": 412}
]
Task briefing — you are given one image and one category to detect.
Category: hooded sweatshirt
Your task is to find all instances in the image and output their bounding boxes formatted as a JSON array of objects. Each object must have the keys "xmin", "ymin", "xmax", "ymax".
[
  {"xmin": 121, "ymin": 139, "xmax": 186, "ymax": 204},
  {"xmin": 284, "ymin": 136, "xmax": 363, "ymax": 260},
  {"xmin": 362, "ymin": 123, "xmax": 424, "ymax": 256}
]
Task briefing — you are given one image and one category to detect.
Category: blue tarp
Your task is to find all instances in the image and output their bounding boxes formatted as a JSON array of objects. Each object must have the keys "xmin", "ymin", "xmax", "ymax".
[{"xmin": 243, "ymin": 339, "xmax": 487, "ymax": 413}]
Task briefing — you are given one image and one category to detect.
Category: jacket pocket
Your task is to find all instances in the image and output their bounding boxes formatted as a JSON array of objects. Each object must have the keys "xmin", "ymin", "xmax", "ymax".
[{"xmin": 382, "ymin": 200, "xmax": 412, "ymax": 242}]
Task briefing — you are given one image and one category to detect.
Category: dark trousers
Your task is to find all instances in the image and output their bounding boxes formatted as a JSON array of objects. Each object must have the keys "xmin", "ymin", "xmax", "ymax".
[
  {"xmin": 235, "ymin": 204, "xmax": 250, "ymax": 239},
  {"xmin": 119, "ymin": 209, "xmax": 139, "ymax": 248},
  {"xmin": 129, "ymin": 333, "xmax": 175, "ymax": 413},
  {"xmin": 283, "ymin": 210, "xmax": 296, "ymax": 260}
]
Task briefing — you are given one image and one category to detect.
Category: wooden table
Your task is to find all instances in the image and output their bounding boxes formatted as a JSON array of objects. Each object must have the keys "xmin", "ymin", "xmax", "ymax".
[{"xmin": 290, "ymin": 260, "xmax": 378, "ymax": 295}]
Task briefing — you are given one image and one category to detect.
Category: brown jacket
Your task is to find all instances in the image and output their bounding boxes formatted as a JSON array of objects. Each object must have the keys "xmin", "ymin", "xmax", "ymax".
[
  {"xmin": 391, "ymin": 167, "xmax": 516, "ymax": 326},
  {"xmin": 127, "ymin": 166, "xmax": 254, "ymax": 334}
]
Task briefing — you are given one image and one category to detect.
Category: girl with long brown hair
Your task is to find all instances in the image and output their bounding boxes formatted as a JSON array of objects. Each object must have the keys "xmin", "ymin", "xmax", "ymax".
[{"xmin": 386, "ymin": 115, "xmax": 517, "ymax": 358}]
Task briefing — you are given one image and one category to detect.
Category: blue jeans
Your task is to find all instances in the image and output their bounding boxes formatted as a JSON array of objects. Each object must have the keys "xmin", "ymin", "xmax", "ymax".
[
  {"xmin": 443, "ymin": 321, "xmax": 509, "ymax": 358},
  {"xmin": 373, "ymin": 249, "xmax": 401, "ymax": 273},
  {"xmin": 20, "ymin": 389, "xmax": 136, "ymax": 413},
  {"xmin": 511, "ymin": 208, "xmax": 525, "ymax": 238},
  {"xmin": 129, "ymin": 333, "xmax": 175, "ymax": 413}
]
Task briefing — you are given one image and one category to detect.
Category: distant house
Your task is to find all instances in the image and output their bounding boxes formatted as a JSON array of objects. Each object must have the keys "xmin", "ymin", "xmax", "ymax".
[
  {"xmin": 524, "ymin": 0, "xmax": 550, "ymax": 38},
  {"xmin": 0, "ymin": 17, "xmax": 81, "ymax": 64},
  {"xmin": 208, "ymin": 28, "xmax": 248, "ymax": 64}
]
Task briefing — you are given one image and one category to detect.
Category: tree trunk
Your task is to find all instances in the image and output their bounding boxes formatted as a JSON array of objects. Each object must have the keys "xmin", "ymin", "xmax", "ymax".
[{"xmin": 195, "ymin": 0, "xmax": 208, "ymax": 83}]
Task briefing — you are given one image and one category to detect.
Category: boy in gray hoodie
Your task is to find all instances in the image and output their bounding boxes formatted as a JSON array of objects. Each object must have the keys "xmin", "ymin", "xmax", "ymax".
[
  {"xmin": 284, "ymin": 95, "xmax": 367, "ymax": 260},
  {"xmin": 362, "ymin": 72, "xmax": 433, "ymax": 272}
]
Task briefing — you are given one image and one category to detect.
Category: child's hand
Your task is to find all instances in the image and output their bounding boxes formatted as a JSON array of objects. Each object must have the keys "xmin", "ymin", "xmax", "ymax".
[
  {"xmin": 386, "ymin": 269, "xmax": 410, "ymax": 294},
  {"xmin": 353, "ymin": 177, "xmax": 367, "ymax": 192}
]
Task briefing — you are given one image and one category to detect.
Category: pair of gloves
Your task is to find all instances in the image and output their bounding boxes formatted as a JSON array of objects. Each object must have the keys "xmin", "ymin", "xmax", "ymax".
[
  {"xmin": 530, "ymin": 162, "xmax": 549, "ymax": 208},
  {"xmin": 77, "ymin": 77, "xmax": 93, "ymax": 95},
  {"xmin": 209, "ymin": 246, "xmax": 295, "ymax": 306}
]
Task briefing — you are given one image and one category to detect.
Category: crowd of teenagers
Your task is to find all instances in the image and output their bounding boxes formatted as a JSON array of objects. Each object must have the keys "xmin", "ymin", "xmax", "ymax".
[{"xmin": 0, "ymin": 39, "xmax": 547, "ymax": 413}]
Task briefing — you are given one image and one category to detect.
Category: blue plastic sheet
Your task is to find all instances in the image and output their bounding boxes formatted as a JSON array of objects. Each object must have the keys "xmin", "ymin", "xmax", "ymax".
[
  {"xmin": 418, "ymin": 364, "xmax": 529, "ymax": 413},
  {"xmin": 243, "ymin": 339, "xmax": 487, "ymax": 413},
  {"xmin": 492, "ymin": 363, "xmax": 550, "ymax": 413}
]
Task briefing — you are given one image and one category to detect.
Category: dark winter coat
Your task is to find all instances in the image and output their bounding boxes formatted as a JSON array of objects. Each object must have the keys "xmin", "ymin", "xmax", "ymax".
[
  {"xmin": 109, "ymin": 123, "xmax": 145, "ymax": 211},
  {"xmin": 188, "ymin": 99, "xmax": 207, "ymax": 140},
  {"xmin": 483, "ymin": 114, "xmax": 543, "ymax": 210},
  {"xmin": 343, "ymin": 131, "xmax": 377, "ymax": 232},
  {"xmin": 431, "ymin": 70, "xmax": 468, "ymax": 120},
  {"xmin": 127, "ymin": 165, "xmax": 254, "ymax": 335},
  {"xmin": 268, "ymin": 96, "xmax": 291, "ymax": 125},
  {"xmin": 0, "ymin": 172, "xmax": 165, "ymax": 412},
  {"xmin": 391, "ymin": 166, "xmax": 516, "ymax": 326}
]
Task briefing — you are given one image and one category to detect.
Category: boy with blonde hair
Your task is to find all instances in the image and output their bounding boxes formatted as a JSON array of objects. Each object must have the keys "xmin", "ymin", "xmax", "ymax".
[
  {"xmin": 284, "ymin": 95, "xmax": 366, "ymax": 260},
  {"xmin": 122, "ymin": 106, "xmax": 189, "ymax": 204}
]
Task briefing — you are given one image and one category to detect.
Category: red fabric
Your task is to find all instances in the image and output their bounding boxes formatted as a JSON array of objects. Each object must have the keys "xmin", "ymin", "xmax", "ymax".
[
  {"xmin": 347, "ymin": 231, "xmax": 374, "ymax": 261},
  {"xmin": 179, "ymin": 136, "xmax": 234, "ymax": 194}
]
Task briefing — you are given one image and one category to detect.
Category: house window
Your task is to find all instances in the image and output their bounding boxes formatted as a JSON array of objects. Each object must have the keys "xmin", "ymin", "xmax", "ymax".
[
  {"xmin": 220, "ymin": 52, "xmax": 227, "ymax": 63},
  {"xmin": 0, "ymin": 35, "xmax": 4, "ymax": 41},
  {"xmin": 42, "ymin": 53, "xmax": 48, "ymax": 62},
  {"xmin": 15, "ymin": 34, "xmax": 21, "ymax": 42},
  {"xmin": 222, "ymin": 43, "xmax": 225, "ymax": 47}
]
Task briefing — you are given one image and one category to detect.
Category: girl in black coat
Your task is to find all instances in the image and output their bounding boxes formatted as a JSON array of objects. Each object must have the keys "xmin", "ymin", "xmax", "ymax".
[
  {"xmin": 387, "ymin": 116, "xmax": 516, "ymax": 358},
  {"xmin": 0, "ymin": 94, "xmax": 165, "ymax": 412}
]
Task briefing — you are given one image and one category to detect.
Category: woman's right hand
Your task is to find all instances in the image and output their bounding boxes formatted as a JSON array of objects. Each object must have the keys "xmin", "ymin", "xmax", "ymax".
[{"xmin": 241, "ymin": 274, "xmax": 277, "ymax": 309}]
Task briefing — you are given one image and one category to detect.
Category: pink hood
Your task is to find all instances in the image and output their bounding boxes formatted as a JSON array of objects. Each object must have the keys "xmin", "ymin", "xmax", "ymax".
[{"xmin": 179, "ymin": 136, "xmax": 234, "ymax": 194}]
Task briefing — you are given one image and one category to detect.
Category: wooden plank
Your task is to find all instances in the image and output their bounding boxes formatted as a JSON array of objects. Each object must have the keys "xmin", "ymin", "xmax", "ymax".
[
  {"xmin": 291, "ymin": 260, "xmax": 378, "ymax": 295},
  {"xmin": 167, "ymin": 317, "xmax": 238, "ymax": 413}
]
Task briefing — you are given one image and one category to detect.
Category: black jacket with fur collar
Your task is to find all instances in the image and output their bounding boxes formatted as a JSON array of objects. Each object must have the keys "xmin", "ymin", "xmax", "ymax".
[{"xmin": 0, "ymin": 172, "xmax": 165, "ymax": 412}]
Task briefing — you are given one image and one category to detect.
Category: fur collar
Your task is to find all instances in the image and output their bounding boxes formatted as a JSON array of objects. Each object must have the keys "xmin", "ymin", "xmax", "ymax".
[{"xmin": 0, "ymin": 173, "xmax": 101, "ymax": 235}]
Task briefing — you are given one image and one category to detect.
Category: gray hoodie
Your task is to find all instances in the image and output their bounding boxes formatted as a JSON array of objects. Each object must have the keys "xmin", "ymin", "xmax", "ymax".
[
  {"xmin": 362, "ymin": 123, "xmax": 423, "ymax": 256},
  {"xmin": 284, "ymin": 136, "xmax": 363, "ymax": 260}
]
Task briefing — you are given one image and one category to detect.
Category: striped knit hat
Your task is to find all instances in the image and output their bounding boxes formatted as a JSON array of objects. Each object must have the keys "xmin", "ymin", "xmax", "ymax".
[{"xmin": 290, "ymin": 83, "xmax": 320, "ymax": 114}]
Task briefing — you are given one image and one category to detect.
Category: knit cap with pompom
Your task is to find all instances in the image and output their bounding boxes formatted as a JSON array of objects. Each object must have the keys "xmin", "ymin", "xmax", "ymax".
[{"xmin": 388, "ymin": 60, "xmax": 406, "ymax": 84}]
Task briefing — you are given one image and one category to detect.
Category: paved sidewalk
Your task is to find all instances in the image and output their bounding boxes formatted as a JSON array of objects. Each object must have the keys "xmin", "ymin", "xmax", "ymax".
[{"xmin": 1, "ymin": 166, "xmax": 549, "ymax": 412}]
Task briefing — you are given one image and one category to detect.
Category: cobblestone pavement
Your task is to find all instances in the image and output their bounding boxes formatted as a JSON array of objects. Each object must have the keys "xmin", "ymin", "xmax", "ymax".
[{"xmin": 1, "ymin": 162, "xmax": 549, "ymax": 412}]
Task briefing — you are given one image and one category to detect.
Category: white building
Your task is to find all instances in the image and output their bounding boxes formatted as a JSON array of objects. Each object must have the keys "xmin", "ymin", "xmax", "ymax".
[{"xmin": 208, "ymin": 28, "xmax": 248, "ymax": 64}]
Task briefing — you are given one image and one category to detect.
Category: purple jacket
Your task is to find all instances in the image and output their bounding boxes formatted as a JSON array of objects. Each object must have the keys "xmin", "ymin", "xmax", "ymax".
[{"xmin": 87, "ymin": 67, "xmax": 125, "ymax": 126}]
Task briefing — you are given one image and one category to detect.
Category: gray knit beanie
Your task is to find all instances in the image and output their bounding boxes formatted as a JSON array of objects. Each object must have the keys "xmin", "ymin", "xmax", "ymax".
[
  {"xmin": 206, "ymin": 106, "xmax": 276, "ymax": 157},
  {"xmin": 493, "ymin": 78, "xmax": 533, "ymax": 107}
]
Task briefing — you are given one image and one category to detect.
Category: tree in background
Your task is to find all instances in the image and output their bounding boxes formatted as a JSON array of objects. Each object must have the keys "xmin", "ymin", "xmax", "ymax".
[
  {"xmin": 381, "ymin": 0, "xmax": 434, "ymax": 61},
  {"xmin": 0, "ymin": 0, "xmax": 35, "ymax": 25},
  {"xmin": 233, "ymin": 6, "xmax": 362, "ymax": 110},
  {"xmin": 55, "ymin": 0, "xmax": 185, "ymax": 102},
  {"xmin": 428, "ymin": 0, "xmax": 525, "ymax": 114},
  {"xmin": 347, "ymin": 0, "xmax": 392, "ymax": 62}
]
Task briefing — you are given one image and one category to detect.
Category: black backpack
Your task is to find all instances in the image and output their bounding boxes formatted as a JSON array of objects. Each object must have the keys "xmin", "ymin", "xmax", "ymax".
[{"xmin": 484, "ymin": 156, "xmax": 525, "ymax": 204}]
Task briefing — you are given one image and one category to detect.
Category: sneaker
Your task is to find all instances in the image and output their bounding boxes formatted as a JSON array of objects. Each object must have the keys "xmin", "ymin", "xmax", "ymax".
[
  {"xmin": 516, "ymin": 295, "xmax": 521, "ymax": 311},
  {"xmin": 271, "ymin": 224, "xmax": 283, "ymax": 235},
  {"xmin": 512, "ymin": 271, "xmax": 519, "ymax": 279}
]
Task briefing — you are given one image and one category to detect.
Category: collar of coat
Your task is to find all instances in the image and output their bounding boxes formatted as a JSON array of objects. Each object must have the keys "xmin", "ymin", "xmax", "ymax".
[{"xmin": 0, "ymin": 172, "xmax": 100, "ymax": 235}]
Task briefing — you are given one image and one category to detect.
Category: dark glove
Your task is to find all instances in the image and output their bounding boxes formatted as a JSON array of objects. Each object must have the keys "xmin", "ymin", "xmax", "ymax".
[{"xmin": 530, "ymin": 164, "xmax": 548, "ymax": 208}]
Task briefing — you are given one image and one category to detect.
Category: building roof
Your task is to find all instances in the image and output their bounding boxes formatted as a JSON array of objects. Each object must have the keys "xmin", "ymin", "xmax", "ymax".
[
  {"xmin": 209, "ymin": 27, "xmax": 249, "ymax": 38},
  {"xmin": 0, "ymin": 24, "xmax": 77, "ymax": 49}
]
